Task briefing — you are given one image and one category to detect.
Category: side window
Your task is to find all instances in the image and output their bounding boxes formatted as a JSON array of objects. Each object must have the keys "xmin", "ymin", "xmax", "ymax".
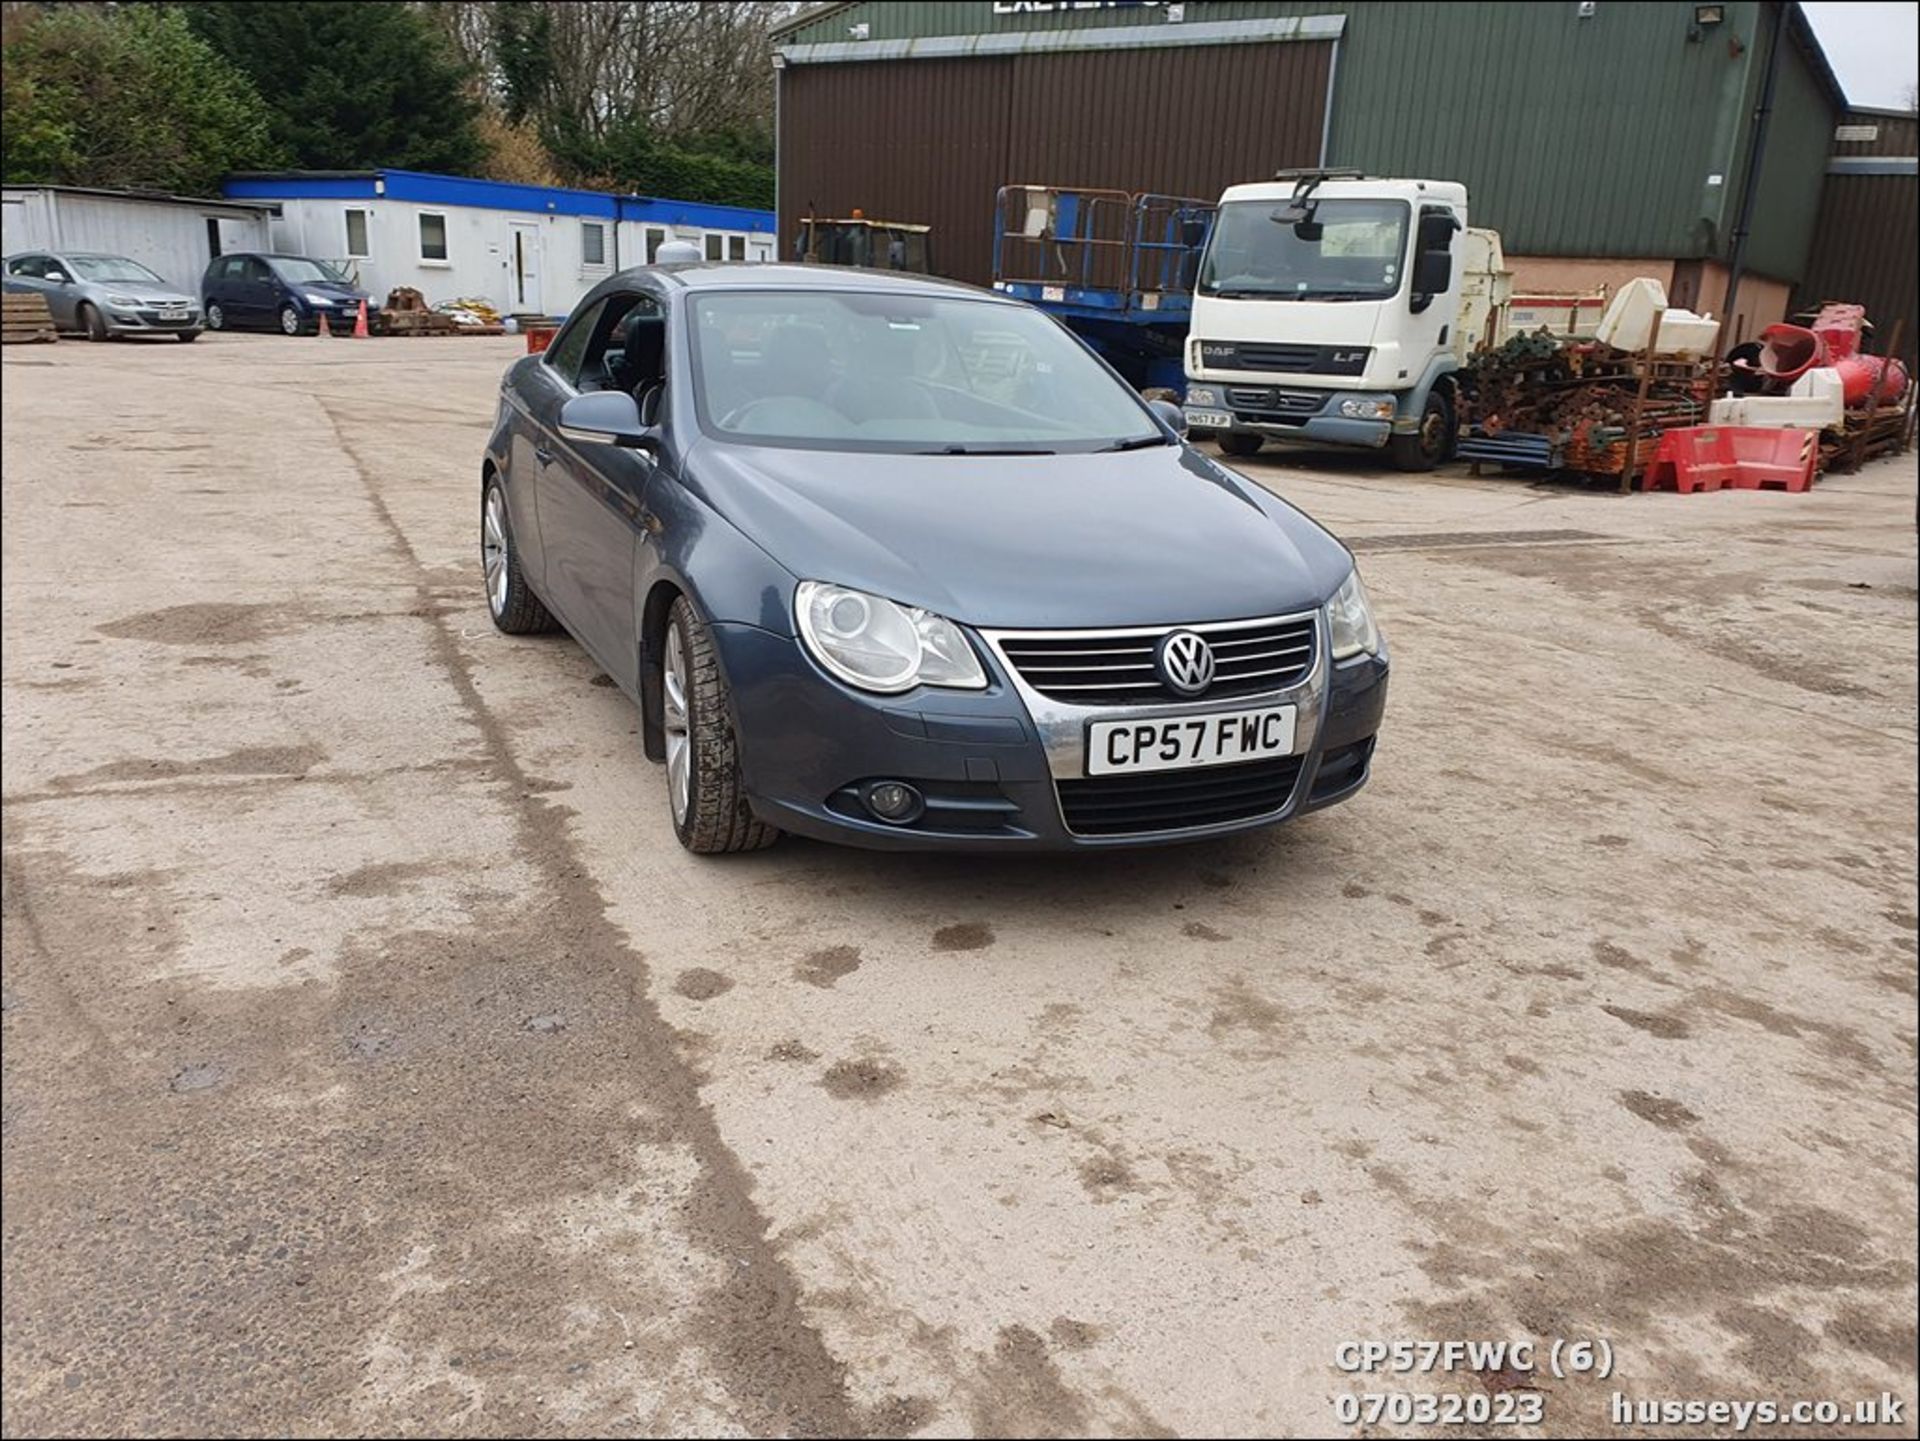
[
  {"xmin": 581, "ymin": 220, "xmax": 607, "ymax": 268},
  {"xmin": 704, "ymin": 234, "xmax": 723, "ymax": 262},
  {"xmin": 245, "ymin": 258, "xmax": 273, "ymax": 283},
  {"xmin": 727, "ymin": 235, "xmax": 746, "ymax": 262},
  {"xmin": 544, "ymin": 298, "xmax": 608, "ymax": 387},
  {"xmin": 645, "ymin": 228, "xmax": 666, "ymax": 264},
  {"xmin": 9, "ymin": 255, "xmax": 44, "ymax": 278},
  {"xmin": 418, "ymin": 211, "xmax": 449, "ymax": 262},
  {"xmin": 344, "ymin": 209, "xmax": 371, "ymax": 258}
]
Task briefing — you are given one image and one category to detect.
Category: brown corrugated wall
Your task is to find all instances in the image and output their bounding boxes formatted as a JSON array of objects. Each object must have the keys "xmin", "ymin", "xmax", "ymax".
[
  {"xmin": 1795, "ymin": 111, "xmax": 1919, "ymax": 370},
  {"xmin": 778, "ymin": 42, "xmax": 1332, "ymax": 287}
]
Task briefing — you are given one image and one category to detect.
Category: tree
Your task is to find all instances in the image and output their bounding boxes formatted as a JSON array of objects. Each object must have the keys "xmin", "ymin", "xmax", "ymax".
[
  {"xmin": 423, "ymin": 1, "xmax": 779, "ymax": 203},
  {"xmin": 184, "ymin": 1, "xmax": 485, "ymax": 174},
  {"xmin": 1, "ymin": 4, "xmax": 279, "ymax": 193}
]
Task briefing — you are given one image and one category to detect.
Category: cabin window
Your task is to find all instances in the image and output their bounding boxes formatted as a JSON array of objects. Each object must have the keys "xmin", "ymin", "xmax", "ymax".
[
  {"xmin": 418, "ymin": 211, "xmax": 449, "ymax": 263},
  {"xmin": 704, "ymin": 234, "xmax": 724, "ymax": 262},
  {"xmin": 645, "ymin": 227, "xmax": 667, "ymax": 263},
  {"xmin": 344, "ymin": 208, "xmax": 371, "ymax": 258},
  {"xmin": 581, "ymin": 220, "xmax": 607, "ymax": 268}
]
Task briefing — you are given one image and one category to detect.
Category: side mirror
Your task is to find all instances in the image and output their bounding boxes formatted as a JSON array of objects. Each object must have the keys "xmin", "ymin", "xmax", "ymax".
[
  {"xmin": 46, "ymin": 271, "xmax": 71, "ymax": 285},
  {"xmin": 559, "ymin": 391, "xmax": 657, "ymax": 451},
  {"xmin": 1149, "ymin": 398, "xmax": 1188, "ymax": 437},
  {"xmin": 1410, "ymin": 248, "xmax": 1452, "ymax": 310}
]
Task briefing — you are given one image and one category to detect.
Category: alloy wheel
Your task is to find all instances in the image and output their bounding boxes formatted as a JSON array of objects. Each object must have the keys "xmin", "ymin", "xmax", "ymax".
[
  {"xmin": 206, "ymin": 303, "xmax": 225, "ymax": 331},
  {"xmin": 482, "ymin": 488, "xmax": 510, "ymax": 616},
  {"xmin": 279, "ymin": 304, "xmax": 300, "ymax": 336},
  {"xmin": 662, "ymin": 625, "xmax": 691, "ymax": 825}
]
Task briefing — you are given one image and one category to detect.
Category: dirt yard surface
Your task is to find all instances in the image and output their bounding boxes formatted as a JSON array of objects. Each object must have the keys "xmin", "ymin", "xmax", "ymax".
[{"xmin": 3, "ymin": 333, "xmax": 1915, "ymax": 1438}]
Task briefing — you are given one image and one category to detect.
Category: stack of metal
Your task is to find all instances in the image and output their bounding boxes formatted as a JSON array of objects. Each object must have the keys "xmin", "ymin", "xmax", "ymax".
[{"xmin": 1456, "ymin": 330, "xmax": 1709, "ymax": 476}]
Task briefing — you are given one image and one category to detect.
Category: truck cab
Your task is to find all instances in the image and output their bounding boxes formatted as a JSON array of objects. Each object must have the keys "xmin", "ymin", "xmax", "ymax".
[{"xmin": 1183, "ymin": 174, "xmax": 1479, "ymax": 470}]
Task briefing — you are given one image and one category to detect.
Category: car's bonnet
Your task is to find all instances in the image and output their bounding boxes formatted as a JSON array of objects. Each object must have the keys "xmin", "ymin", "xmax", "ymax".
[{"xmin": 688, "ymin": 441, "xmax": 1354, "ymax": 629}]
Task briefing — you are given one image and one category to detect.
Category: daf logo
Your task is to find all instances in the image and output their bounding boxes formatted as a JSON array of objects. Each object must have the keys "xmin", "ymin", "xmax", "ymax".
[{"xmin": 1155, "ymin": 630, "xmax": 1216, "ymax": 696}]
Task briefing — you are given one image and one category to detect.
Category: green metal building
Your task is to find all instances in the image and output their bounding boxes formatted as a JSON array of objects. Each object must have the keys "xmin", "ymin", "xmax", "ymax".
[{"xmin": 773, "ymin": 1, "xmax": 1848, "ymax": 339}]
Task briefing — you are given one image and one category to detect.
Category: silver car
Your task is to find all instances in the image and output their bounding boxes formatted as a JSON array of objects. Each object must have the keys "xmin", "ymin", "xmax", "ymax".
[{"xmin": 1, "ymin": 251, "xmax": 203, "ymax": 341}]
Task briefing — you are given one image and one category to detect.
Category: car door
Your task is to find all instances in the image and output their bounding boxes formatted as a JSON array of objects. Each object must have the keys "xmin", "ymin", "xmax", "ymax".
[
  {"xmin": 29, "ymin": 255, "xmax": 80, "ymax": 326},
  {"xmin": 242, "ymin": 257, "xmax": 282, "ymax": 326},
  {"xmin": 525, "ymin": 291, "xmax": 663, "ymax": 694},
  {"xmin": 207, "ymin": 256, "xmax": 247, "ymax": 325}
]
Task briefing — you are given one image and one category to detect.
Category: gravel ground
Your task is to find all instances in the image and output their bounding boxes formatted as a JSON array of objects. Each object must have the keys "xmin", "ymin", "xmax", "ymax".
[{"xmin": 3, "ymin": 332, "xmax": 1915, "ymax": 1438}]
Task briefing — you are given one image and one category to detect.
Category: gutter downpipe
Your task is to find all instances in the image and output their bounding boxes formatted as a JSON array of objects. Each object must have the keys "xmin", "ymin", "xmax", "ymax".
[{"xmin": 1722, "ymin": 0, "xmax": 1788, "ymax": 341}]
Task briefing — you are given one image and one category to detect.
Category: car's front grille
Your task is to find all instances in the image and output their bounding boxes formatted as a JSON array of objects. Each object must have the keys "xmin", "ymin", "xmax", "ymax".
[
  {"xmin": 1057, "ymin": 756, "xmax": 1306, "ymax": 836},
  {"xmin": 996, "ymin": 614, "xmax": 1317, "ymax": 706}
]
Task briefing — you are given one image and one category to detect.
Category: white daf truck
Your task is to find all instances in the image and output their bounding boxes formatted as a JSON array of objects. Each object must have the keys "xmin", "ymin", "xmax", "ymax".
[{"xmin": 1182, "ymin": 172, "xmax": 1505, "ymax": 471}]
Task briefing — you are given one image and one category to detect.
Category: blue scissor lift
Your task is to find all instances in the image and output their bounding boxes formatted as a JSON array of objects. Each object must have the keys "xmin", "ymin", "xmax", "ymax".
[{"xmin": 991, "ymin": 185, "xmax": 1217, "ymax": 400}]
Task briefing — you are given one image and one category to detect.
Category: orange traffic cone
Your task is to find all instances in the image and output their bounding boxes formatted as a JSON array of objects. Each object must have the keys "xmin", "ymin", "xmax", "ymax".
[
  {"xmin": 353, "ymin": 299, "xmax": 370, "ymax": 339},
  {"xmin": 317, "ymin": 308, "xmax": 332, "ymax": 338}
]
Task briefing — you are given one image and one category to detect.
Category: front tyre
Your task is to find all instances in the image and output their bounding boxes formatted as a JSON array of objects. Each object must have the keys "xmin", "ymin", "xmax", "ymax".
[
  {"xmin": 279, "ymin": 303, "xmax": 302, "ymax": 336},
  {"xmin": 176, "ymin": 329, "xmax": 201, "ymax": 343},
  {"xmin": 662, "ymin": 597, "xmax": 779, "ymax": 855},
  {"xmin": 1390, "ymin": 390, "xmax": 1453, "ymax": 472},
  {"xmin": 78, "ymin": 302, "xmax": 109, "ymax": 341},
  {"xmin": 205, "ymin": 302, "xmax": 226, "ymax": 331},
  {"xmin": 481, "ymin": 477, "xmax": 558, "ymax": 635},
  {"xmin": 1217, "ymin": 430, "xmax": 1263, "ymax": 458}
]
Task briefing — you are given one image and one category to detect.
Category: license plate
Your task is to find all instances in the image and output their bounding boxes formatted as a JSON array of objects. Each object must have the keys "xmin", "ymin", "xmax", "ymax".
[
  {"xmin": 1088, "ymin": 704, "xmax": 1296, "ymax": 776},
  {"xmin": 159, "ymin": 309, "xmax": 188, "ymax": 320},
  {"xmin": 1185, "ymin": 408, "xmax": 1233, "ymax": 428}
]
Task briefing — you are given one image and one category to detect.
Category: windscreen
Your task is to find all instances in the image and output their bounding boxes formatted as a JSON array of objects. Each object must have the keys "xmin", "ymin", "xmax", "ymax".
[
  {"xmin": 271, "ymin": 257, "xmax": 348, "ymax": 284},
  {"xmin": 689, "ymin": 290, "xmax": 1163, "ymax": 454},
  {"xmin": 69, "ymin": 256, "xmax": 165, "ymax": 284},
  {"xmin": 1197, "ymin": 199, "xmax": 1410, "ymax": 301}
]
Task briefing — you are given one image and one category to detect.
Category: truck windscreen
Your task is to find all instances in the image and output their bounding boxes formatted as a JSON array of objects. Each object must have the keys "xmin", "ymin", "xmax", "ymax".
[{"xmin": 1197, "ymin": 199, "xmax": 1410, "ymax": 301}]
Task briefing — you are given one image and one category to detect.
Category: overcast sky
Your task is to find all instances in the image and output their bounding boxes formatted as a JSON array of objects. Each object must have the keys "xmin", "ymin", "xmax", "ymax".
[{"xmin": 1801, "ymin": 1, "xmax": 1919, "ymax": 110}]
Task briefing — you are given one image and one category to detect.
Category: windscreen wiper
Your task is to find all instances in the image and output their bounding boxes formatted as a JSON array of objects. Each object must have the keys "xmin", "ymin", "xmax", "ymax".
[
  {"xmin": 1098, "ymin": 435, "xmax": 1168, "ymax": 452},
  {"xmin": 918, "ymin": 445, "xmax": 1058, "ymax": 455}
]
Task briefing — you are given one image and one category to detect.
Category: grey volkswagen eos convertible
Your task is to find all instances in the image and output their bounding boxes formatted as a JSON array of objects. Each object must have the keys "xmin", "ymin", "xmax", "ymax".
[{"xmin": 482, "ymin": 264, "xmax": 1387, "ymax": 853}]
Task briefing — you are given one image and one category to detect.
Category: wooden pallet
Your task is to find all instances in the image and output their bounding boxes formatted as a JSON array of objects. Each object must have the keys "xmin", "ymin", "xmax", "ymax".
[{"xmin": 2, "ymin": 292, "xmax": 58, "ymax": 344}]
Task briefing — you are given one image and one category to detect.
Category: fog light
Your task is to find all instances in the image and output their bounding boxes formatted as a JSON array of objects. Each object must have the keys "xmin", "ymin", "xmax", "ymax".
[{"xmin": 862, "ymin": 780, "xmax": 923, "ymax": 824}]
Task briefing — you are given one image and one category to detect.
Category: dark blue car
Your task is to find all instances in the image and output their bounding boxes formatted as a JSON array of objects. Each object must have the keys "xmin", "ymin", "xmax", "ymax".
[
  {"xmin": 200, "ymin": 252, "xmax": 376, "ymax": 336},
  {"xmin": 482, "ymin": 263, "xmax": 1387, "ymax": 853}
]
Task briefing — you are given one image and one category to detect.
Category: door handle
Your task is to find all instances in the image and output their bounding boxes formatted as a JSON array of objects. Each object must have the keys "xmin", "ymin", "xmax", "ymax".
[{"xmin": 534, "ymin": 443, "xmax": 555, "ymax": 466}]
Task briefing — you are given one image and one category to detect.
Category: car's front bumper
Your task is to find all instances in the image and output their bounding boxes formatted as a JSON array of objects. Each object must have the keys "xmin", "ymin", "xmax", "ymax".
[
  {"xmin": 103, "ymin": 307, "xmax": 202, "ymax": 335},
  {"xmin": 712, "ymin": 621, "xmax": 1387, "ymax": 851},
  {"xmin": 1186, "ymin": 384, "xmax": 1395, "ymax": 449}
]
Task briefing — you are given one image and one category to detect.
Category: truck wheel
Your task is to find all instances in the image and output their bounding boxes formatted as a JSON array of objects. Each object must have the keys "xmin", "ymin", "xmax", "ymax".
[
  {"xmin": 1217, "ymin": 431, "xmax": 1263, "ymax": 458},
  {"xmin": 1391, "ymin": 391, "xmax": 1453, "ymax": 472}
]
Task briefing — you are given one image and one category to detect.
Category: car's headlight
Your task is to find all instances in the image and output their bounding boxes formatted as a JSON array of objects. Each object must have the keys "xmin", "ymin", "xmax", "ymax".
[
  {"xmin": 1326, "ymin": 567, "xmax": 1380, "ymax": 660},
  {"xmin": 1185, "ymin": 385, "xmax": 1220, "ymax": 407},
  {"xmin": 795, "ymin": 581, "xmax": 986, "ymax": 693},
  {"xmin": 1338, "ymin": 396, "xmax": 1395, "ymax": 420},
  {"xmin": 106, "ymin": 295, "xmax": 139, "ymax": 307},
  {"xmin": 304, "ymin": 292, "xmax": 334, "ymax": 305}
]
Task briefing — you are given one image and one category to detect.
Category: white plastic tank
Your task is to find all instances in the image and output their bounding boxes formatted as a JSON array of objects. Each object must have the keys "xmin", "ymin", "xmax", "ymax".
[{"xmin": 1595, "ymin": 277, "xmax": 1720, "ymax": 357}]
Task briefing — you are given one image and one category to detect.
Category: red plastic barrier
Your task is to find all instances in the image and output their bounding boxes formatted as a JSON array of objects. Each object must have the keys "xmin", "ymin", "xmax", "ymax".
[
  {"xmin": 1641, "ymin": 426, "xmax": 1818, "ymax": 494},
  {"xmin": 524, "ymin": 324, "xmax": 558, "ymax": 354},
  {"xmin": 1811, "ymin": 302, "xmax": 1865, "ymax": 360}
]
